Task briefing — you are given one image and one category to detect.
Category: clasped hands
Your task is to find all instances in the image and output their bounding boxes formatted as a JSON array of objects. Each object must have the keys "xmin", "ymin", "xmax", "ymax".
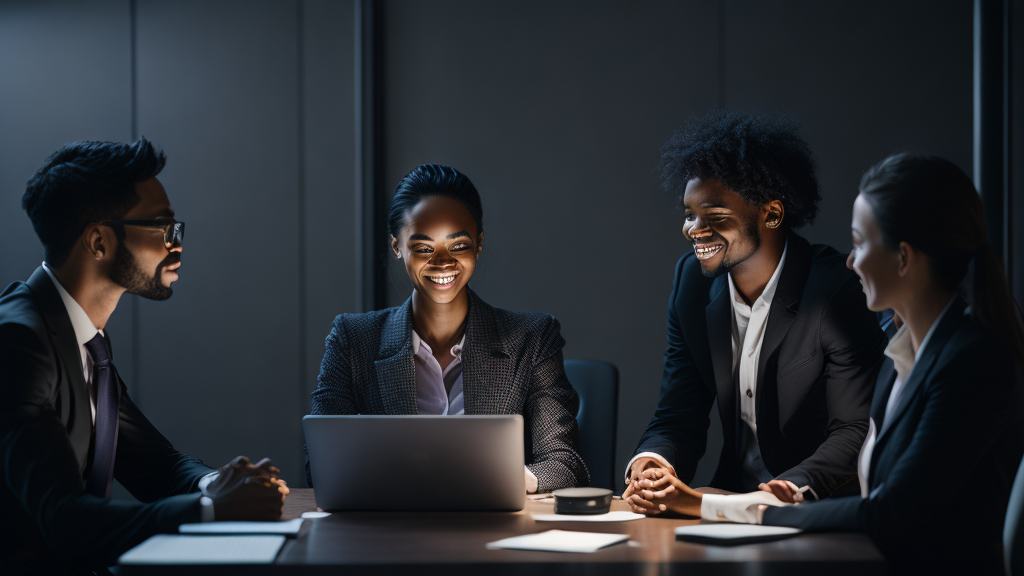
[
  {"xmin": 205, "ymin": 456, "xmax": 290, "ymax": 520},
  {"xmin": 623, "ymin": 457, "xmax": 803, "ymax": 518}
]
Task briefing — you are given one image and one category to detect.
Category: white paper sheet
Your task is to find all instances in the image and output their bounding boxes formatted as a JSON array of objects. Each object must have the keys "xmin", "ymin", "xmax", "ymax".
[
  {"xmin": 301, "ymin": 511, "xmax": 331, "ymax": 519},
  {"xmin": 531, "ymin": 511, "xmax": 644, "ymax": 523},
  {"xmin": 179, "ymin": 518, "xmax": 303, "ymax": 536},
  {"xmin": 486, "ymin": 529, "xmax": 628, "ymax": 553},
  {"xmin": 675, "ymin": 523, "xmax": 801, "ymax": 542},
  {"xmin": 119, "ymin": 535, "xmax": 285, "ymax": 565}
]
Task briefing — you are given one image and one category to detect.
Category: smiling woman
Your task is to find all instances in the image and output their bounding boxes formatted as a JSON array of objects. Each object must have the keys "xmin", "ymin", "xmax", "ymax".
[{"xmin": 307, "ymin": 164, "xmax": 589, "ymax": 494}]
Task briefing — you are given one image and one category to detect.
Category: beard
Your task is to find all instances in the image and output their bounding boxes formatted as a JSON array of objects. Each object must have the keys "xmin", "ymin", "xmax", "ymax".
[
  {"xmin": 110, "ymin": 245, "xmax": 178, "ymax": 300},
  {"xmin": 700, "ymin": 216, "xmax": 762, "ymax": 278}
]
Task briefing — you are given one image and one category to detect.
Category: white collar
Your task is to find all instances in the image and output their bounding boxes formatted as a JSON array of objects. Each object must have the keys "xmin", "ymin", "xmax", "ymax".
[
  {"xmin": 41, "ymin": 262, "xmax": 102, "ymax": 347},
  {"xmin": 412, "ymin": 330, "xmax": 465, "ymax": 358},
  {"xmin": 727, "ymin": 240, "xmax": 789, "ymax": 308},
  {"xmin": 883, "ymin": 296, "xmax": 958, "ymax": 379}
]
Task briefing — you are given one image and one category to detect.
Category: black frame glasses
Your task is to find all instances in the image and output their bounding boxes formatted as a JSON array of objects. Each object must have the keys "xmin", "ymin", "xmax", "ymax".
[{"xmin": 102, "ymin": 219, "xmax": 185, "ymax": 246}]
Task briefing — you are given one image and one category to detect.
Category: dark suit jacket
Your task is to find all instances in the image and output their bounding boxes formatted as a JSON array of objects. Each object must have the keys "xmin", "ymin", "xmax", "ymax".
[
  {"xmin": 0, "ymin": 267, "xmax": 214, "ymax": 574},
  {"xmin": 634, "ymin": 233, "xmax": 886, "ymax": 497},
  {"xmin": 309, "ymin": 290, "xmax": 589, "ymax": 492},
  {"xmin": 764, "ymin": 298, "xmax": 1024, "ymax": 573}
]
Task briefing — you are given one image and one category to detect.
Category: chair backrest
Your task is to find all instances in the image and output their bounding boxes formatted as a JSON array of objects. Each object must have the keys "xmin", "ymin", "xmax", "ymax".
[
  {"xmin": 1006, "ymin": 455, "xmax": 1024, "ymax": 576},
  {"xmin": 564, "ymin": 359, "xmax": 619, "ymax": 490}
]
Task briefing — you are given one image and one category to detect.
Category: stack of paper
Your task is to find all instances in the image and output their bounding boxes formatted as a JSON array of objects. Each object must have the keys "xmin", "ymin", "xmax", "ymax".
[
  {"xmin": 119, "ymin": 535, "xmax": 286, "ymax": 565},
  {"xmin": 531, "ymin": 511, "xmax": 644, "ymax": 523},
  {"xmin": 486, "ymin": 529, "xmax": 628, "ymax": 553}
]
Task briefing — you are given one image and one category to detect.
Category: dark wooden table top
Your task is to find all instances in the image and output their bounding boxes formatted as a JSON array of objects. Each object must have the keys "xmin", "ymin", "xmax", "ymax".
[{"xmin": 123, "ymin": 488, "xmax": 887, "ymax": 575}]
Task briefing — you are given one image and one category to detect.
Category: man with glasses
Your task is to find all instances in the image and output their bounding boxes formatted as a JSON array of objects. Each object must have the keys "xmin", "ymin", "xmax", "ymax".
[{"xmin": 0, "ymin": 139, "xmax": 288, "ymax": 574}]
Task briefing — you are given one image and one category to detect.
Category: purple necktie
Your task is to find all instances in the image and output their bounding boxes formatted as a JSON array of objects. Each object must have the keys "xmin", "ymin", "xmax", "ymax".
[{"xmin": 84, "ymin": 333, "xmax": 119, "ymax": 498}]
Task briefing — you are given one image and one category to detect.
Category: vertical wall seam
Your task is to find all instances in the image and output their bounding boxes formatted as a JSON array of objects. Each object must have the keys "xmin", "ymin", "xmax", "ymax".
[
  {"xmin": 1003, "ymin": 0, "xmax": 1013, "ymax": 291},
  {"xmin": 355, "ymin": 0, "xmax": 385, "ymax": 311},
  {"xmin": 718, "ymin": 0, "xmax": 726, "ymax": 106},
  {"xmin": 354, "ymin": 0, "xmax": 366, "ymax": 311},
  {"xmin": 129, "ymin": 0, "xmax": 141, "ymax": 406},
  {"xmin": 297, "ymin": 0, "xmax": 308, "ymax": 428}
]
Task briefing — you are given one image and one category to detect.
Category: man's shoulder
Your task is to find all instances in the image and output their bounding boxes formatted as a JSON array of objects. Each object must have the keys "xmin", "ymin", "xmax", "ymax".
[{"xmin": 0, "ymin": 280, "xmax": 48, "ymax": 338}]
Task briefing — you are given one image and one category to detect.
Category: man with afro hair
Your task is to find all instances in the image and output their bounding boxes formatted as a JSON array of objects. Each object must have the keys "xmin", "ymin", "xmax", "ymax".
[{"xmin": 623, "ymin": 112, "xmax": 886, "ymax": 512}]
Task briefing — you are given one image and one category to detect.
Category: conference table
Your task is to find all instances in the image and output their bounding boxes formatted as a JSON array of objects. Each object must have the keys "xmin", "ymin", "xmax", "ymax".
[{"xmin": 121, "ymin": 488, "xmax": 887, "ymax": 575}]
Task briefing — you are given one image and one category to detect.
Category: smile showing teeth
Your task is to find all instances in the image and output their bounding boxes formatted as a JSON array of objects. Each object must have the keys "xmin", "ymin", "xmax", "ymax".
[
  {"xmin": 427, "ymin": 273, "xmax": 458, "ymax": 286},
  {"xmin": 694, "ymin": 243, "xmax": 724, "ymax": 260}
]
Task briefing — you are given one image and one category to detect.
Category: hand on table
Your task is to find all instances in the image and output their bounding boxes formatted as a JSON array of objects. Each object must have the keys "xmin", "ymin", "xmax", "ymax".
[
  {"xmin": 758, "ymin": 479, "xmax": 806, "ymax": 503},
  {"xmin": 624, "ymin": 467, "xmax": 703, "ymax": 517},
  {"xmin": 622, "ymin": 456, "xmax": 673, "ymax": 500},
  {"xmin": 206, "ymin": 456, "xmax": 289, "ymax": 520}
]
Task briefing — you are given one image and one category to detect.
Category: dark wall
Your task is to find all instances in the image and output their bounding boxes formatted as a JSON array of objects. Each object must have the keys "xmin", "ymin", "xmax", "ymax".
[
  {"xmin": 379, "ymin": 0, "xmax": 972, "ymax": 487},
  {"xmin": 0, "ymin": 0, "xmax": 978, "ymax": 490}
]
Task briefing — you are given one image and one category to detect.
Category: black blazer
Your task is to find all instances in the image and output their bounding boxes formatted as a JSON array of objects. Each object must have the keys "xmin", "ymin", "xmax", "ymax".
[
  {"xmin": 764, "ymin": 298, "xmax": 1024, "ymax": 573},
  {"xmin": 0, "ymin": 267, "xmax": 214, "ymax": 574},
  {"xmin": 309, "ymin": 290, "xmax": 589, "ymax": 492},
  {"xmin": 634, "ymin": 233, "xmax": 886, "ymax": 497}
]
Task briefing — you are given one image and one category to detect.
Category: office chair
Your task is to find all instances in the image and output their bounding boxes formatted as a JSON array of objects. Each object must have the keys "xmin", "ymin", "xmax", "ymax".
[
  {"xmin": 564, "ymin": 359, "xmax": 619, "ymax": 490},
  {"xmin": 1006, "ymin": 455, "xmax": 1024, "ymax": 576}
]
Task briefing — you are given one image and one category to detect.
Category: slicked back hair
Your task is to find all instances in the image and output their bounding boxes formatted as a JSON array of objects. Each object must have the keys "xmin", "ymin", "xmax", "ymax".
[
  {"xmin": 387, "ymin": 163, "xmax": 483, "ymax": 238},
  {"xmin": 22, "ymin": 138, "xmax": 166, "ymax": 267}
]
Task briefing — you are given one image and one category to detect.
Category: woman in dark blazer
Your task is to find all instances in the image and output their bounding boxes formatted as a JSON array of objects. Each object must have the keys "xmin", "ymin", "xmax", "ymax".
[
  {"xmin": 308, "ymin": 164, "xmax": 588, "ymax": 493},
  {"xmin": 629, "ymin": 154, "xmax": 1024, "ymax": 573}
]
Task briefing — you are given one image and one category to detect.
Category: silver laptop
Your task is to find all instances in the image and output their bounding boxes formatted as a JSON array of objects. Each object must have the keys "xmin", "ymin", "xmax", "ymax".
[{"xmin": 303, "ymin": 415, "xmax": 525, "ymax": 511}]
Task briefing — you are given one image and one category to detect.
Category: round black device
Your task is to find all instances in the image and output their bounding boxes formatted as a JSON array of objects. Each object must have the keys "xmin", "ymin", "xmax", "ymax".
[{"xmin": 552, "ymin": 487, "xmax": 613, "ymax": 515}]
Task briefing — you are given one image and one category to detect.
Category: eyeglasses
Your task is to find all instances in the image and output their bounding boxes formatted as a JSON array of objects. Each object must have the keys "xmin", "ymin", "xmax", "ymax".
[{"xmin": 102, "ymin": 219, "xmax": 185, "ymax": 246}]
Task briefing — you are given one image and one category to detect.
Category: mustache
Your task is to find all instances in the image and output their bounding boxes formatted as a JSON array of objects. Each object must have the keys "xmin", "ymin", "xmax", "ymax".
[
  {"xmin": 692, "ymin": 236, "xmax": 725, "ymax": 246},
  {"xmin": 157, "ymin": 253, "xmax": 181, "ymax": 269}
]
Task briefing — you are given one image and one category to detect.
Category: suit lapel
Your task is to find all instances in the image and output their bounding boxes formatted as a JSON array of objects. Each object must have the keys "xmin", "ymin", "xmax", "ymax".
[
  {"xmin": 373, "ymin": 298, "xmax": 417, "ymax": 415},
  {"xmin": 755, "ymin": 235, "xmax": 809, "ymax": 389},
  {"xmin": 461, "ymin": 290, "xmax": 511, "ymax": 414},
  {"xmin": 706, "ymin": 275, "xmax": 735, "ymax": 421},
  {"xmin": 869, "ymin": 358, "xmax": 896, "ymax": 427},
  {"xmin": 25, "ymin": 266, "xmax": 93, "ymax": 468},
  {"xmin": 875, "ymin": 298, "xmax": 966, "ymax": 444}
]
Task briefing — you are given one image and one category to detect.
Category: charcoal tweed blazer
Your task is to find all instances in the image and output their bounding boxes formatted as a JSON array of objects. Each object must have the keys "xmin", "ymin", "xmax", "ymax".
[{"xmin": 309, "ymin": 290, "xmax": 589, "ymax": 492}]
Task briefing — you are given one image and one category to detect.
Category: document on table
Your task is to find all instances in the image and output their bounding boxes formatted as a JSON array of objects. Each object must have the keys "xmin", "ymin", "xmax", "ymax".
[
  {"xmin": 675, "ymin": 523, "xmax": 801, "ymax": 545},
  {"xmin": 486, "ymin": 529, "xmax": 628, "ymax": 553},
  {"xmin": 119, "ymin": 535, "xmax": 286, "ymax": 565},
  {"xmin": 532, "ymin": 511, "xmax": 644, "ymax": 522},
  {"xmin": 179, "ymin": 518, "xmax": 303, "ymax": 536}
]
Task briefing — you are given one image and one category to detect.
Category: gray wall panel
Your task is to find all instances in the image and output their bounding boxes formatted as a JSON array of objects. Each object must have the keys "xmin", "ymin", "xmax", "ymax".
[
  {"xmin": 302, "ymin": 0, "xmax": 358, "ymax": 405},
  {"xmin": 134, "ymin": 0, "xmax": 305, "ymax": 483},
  {"xmin": 0, "ymin": 0, "xmax": 139, "ymax": 390},
  {"xmin": 723, "ymin": 0, "xmax": 972, "ymax": 250}
]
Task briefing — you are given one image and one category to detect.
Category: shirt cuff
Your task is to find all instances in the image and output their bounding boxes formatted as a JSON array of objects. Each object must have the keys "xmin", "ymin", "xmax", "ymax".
[
  {"xmin": 198, "ymin": 471, "xmax": 219, "ymax": 496},
  {"xmin": 525, "ymin": 467, "xmax": 538, "ymax": 494},
  {"xmin": 700, "ymin": 491, "xmax": 789, "ymax": 524},
  {"xmin": 624, "ymin": 451, "xmax": 675, "ymax": 484}
]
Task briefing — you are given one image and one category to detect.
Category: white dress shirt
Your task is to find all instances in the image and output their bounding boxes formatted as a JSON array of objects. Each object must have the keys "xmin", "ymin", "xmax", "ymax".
[
  {"xmin": 41, "ymin": 262, "xmax": 101, "ymax": 424},
  {"xmin": 626, "ymin": 244, "xmax": 789, "ymax": 485},
  {"xmin": 856, "ymin": 297, "xmax": 956, "ymax": 497},
  {"xmin": 412, "ymin": 330, "xmax": 539, "ymax": 493}
]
